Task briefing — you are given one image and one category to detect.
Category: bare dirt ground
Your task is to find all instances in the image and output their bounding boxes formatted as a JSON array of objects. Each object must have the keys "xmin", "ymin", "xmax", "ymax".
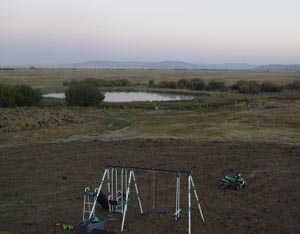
[{"xmin": 0, "ymin": 139, "xmax": 299, "ymax": 234}]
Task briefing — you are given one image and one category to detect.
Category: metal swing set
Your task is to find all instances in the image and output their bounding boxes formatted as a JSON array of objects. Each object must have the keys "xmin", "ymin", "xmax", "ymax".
[{"xmin": 82, "ymin": 165, "xmax": 204, "ymax": 234}]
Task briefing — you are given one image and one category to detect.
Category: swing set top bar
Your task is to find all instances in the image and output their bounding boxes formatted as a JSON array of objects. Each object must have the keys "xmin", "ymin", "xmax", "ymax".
[{"xmin": 105, "ymin": 165, "xmax": 192, "ymax": 175}]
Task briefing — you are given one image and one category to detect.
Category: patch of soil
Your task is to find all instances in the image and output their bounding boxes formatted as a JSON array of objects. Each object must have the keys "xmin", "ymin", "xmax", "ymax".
[{"xmin": 0, "ymin": 139, "xmax": 299, "ymax": 234}]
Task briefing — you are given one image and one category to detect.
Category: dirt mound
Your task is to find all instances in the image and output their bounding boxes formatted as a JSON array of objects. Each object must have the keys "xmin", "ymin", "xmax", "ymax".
[{"xmin": 0, "ymin": 139, "xmax": 299, "ymax": 234}]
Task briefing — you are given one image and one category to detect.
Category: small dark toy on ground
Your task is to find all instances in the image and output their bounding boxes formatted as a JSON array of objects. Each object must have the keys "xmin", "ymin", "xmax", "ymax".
[{"xmin": 220, "ymin": 172, "xmax": 246, "ymax": 190}]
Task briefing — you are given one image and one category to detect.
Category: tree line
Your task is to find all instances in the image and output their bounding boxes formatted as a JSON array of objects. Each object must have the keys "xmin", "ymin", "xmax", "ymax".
[
  {"xmin": 63, "ymin": 78, "xmax": 130, "ymax": 88},
  {"xmin": 150, "ymin": 79, "xmax": 300, "ymax": 93}
]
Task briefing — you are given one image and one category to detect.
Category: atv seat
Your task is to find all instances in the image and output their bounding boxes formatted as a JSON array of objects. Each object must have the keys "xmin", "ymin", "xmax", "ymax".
[{"xmin": 224, "ymin": 176, "xmax": 237, "ymax": 183}]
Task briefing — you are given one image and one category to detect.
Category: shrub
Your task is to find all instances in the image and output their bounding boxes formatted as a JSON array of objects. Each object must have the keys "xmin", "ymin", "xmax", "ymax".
[
  {"xmin": 168, "ymin": 81, "xmax": 177, "ymax": 89},
  {"xmin": 190, "ymin": 78, "xmax": 205, "ymax": 90},
  {"xmin": 65, "ymin": 83, "xmax": 105, "ymax": 106},
  {"xmin": 232, "ymin": 80, "xmax": 261, "ymax": 93},
  {"xmin": 0, "ymin": 84, "xmax": 42, "ymax": 107},
  {"xmin": 157, "ymin": 81, "xmax": 177, "ymax": 89},
  {"xmin": 286, "ymin": 81, "xmax": 300, "ymax": 90},
  {"xmin": 15, "ymin": 85, "xmax": 42, "ymax": 106},
  {"xmin": 116, "ymin": 79, "xmax": 130, "ymax": 86},
  {"xmin": 157, "ymin": 81, "xmax": 167, "ymax": 88},
  {"xmin": 83, "ymin": 78, "xmax": 99, "ymax": 87},
  {"xmin": 63, "ymin": 78, "xmax": 131, "ymax": 88},
  {"xmin": 148, "ymin": 80, "xmax": 155, "ymax": 87},
  {"xmin": 177, "ymin": 79, "xmax": 190, "ymax": 89},
  {"xmin": 261, "ymin": 82, "xmax": 282, "ymax": 92},
  {"xmin": 98, "ymin": 79, "xmax": 130, "ymax": 87},
  {"xmin": 62, "ymin": 81, "xmax": 69, "ymax": 87},
  {"xmin": 0, "ymin": 85, "xmax": 16, "ymax": 107},
  {"xmin": 207, "ymin": 80, "xmax": 226, "ymax": 91}
]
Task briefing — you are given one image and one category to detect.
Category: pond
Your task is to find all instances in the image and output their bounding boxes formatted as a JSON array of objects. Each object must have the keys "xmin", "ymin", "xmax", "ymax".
[{"xmin": 43, "ymin": 91, "xmax": 195, "ymax": 102}]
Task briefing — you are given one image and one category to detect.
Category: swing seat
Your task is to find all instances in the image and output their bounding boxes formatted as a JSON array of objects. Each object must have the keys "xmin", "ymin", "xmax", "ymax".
[
  {"xmin": 171, "ymin": 208, "xmax": 183, "ymax": 218},
  {"xmin": 109, "ymin": 192, "xmax": 128, "ymax": 205},
  {"xmin": 154, "ymin": 209, "xmax": 167, "ymax": 215},
  {"xmin": 112, "ymin": 209, "xmax": 124, "ymax": 214},
  {"xmin": 139, "ymin": 211, "xmax": 150, "ymax": 216},
  {"xmin": 109, "ymin": 200, "xmax": 119, "ymax": 206}
]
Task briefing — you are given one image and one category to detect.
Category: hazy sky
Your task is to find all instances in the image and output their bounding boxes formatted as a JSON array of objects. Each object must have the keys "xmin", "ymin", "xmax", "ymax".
[{"xmin": 1, "ymin": 0, "xmax": 300, "ymax": 65}]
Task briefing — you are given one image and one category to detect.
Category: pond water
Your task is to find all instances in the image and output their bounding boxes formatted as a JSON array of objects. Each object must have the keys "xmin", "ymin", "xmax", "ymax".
[
  {"xmin": 43, "ymin": 93, "xmax": 65, "ymax": 99},
  {"xmin": 43, "ymin": 91, "xmax": 195, "ymax": 102}
]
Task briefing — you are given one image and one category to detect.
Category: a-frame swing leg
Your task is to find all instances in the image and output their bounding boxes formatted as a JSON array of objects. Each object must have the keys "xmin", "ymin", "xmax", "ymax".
[
  {"xmin": 174, "ymin": 173, "xmax": 181, "ymax": 220},
  {"xmin": 121, "ymin": 170, "xmax": 132, "ymax": 232},
  {"xmin": 132, "ymin": 170, "xmax": 144, "ymax": 214},
  {"xmin": 191, "ymin": 176, "xmax": 204, "ymax": 223},
  {"xmin": 187, "ymin": 174, "xmax": 205, "ymax": 234},
  {"xmin": 107, "ymin": 168, "xmax": 111, "ymax": 212},
  {"xmin": 89, "ymin": 169, "xmax": 109, "ymax": 219},
  {"xmin": 121, "ymin": 170, "xmax": 144, "ymax": 232},
  {"xmin": 188, "ymin": 174, "xmax": 192, "ymax": 234}
]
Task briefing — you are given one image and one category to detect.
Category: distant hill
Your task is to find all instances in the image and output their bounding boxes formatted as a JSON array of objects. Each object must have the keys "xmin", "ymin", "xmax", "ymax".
[
  {"xmin": 29, "ymin": 61, "xmax": 300, "ymax": 71},
  {"xmin": 60, "ymin": 60, "xmax": 255, "ymax": 70},
  {"xmin": 253, "ymin": 64, "xmax": 300, "ymax": 72},
  {"xmin": 62, "ymin": 60, "xmax": 201, "ymax": 69},
  {"xmin": 207, "ymin": 63, "xmax": 255, "ymax": 70}
]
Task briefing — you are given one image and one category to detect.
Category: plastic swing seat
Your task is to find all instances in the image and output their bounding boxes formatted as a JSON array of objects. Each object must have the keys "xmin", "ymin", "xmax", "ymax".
[
  {"xmin": 154, "ymin": 209, "xmax": 167, "ymax": 215},
  {"xmin": 139, "ymin": 211, "xmax": 150, "ymax": 216},
  {"xmin": 171, "ymin": 208, "xmax": 183, "ymax": 218},
  {"xmin": 109, "ymin": 200, "xmax": 119, "ymax": 206}
]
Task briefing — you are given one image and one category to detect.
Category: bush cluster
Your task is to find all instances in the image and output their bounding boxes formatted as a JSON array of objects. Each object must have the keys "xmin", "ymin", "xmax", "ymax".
[
  {"xmin": 0, "ymin": 84, "xmax": 42, "ymax": 107},
  {"xmin": 261, "ymin": 82, "xmax": 283, "ymax": 92},
  {"xmin": 152, "ymin": 79, "xmax": 225, "ymax": 91},
  {"xmin": 231, "ymin": 80, "xmax": 261, "ymax": 93},
  {"xmin": 232, "ymin": 80, "xmax": 285, "ymax": 93},
  {"xmin": 65, "ymin": 82, "xmax": 105, "ymax": 106},
  {"xmin": 207, "ymin": 80, "xmax": 226, "ymax": 90},
  {"xmin": 63, "ymin": 78, "xmax": 130, "ymax": 88},
  {"xmin": 286, "ymin": 81, "xmax": 300, "ymax": 90},
  {"xmin": 151, "ymin": 78, "xmax": 300, "ymax": 93}
]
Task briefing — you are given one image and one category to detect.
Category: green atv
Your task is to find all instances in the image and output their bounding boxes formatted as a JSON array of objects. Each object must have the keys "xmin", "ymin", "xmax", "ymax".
[{"xmin": 220, "ymin": 172, "xmax": 246, "ymax": 190}]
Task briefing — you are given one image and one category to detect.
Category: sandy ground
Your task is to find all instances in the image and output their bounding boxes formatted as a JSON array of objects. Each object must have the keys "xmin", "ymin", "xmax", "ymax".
[{"xmin": 0, "ymin": 139, "xmax": 299, "ymax": 234}]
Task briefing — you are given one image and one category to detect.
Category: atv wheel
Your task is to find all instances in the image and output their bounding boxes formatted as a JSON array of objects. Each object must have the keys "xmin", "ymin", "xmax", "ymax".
[
  {"xmin": 235, "ymin": 183, "xmax": 242, "ymax": 190},
  {"xmin": 219, "ymin": 182, "xmax": 228, "ymax": 190}
]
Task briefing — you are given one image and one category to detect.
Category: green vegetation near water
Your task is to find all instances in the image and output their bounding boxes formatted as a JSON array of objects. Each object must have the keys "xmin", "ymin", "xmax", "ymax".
[{"xmin": 0, "ymin": 84, "xmax": 42, "ymax": 107}]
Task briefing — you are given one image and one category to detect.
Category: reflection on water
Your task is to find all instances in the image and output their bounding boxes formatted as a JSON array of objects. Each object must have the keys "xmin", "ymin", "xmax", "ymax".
[
  {"xmin": 43, "ymin": 91, "xmax": 195, "ymax": 102},
  {"xmin": 104, "ymin": 92, "xmax": 194, "ymax": 102},
  {"xmin": 43, "ymin": 93, "xmax": 65, "ymax": 99}
]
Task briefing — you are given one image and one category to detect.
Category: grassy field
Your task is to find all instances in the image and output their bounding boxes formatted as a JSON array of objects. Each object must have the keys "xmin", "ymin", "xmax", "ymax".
[
  {"xmin": 1, "ymin": 69, "xmax": 300, "ymax": 92},
  {"xmin": 1, "ymin": 69, "xmax": 300, "ymax": 146},
  {"xmin": 1, "ymin": 93, "xmax": 300, "ymax": 146}
]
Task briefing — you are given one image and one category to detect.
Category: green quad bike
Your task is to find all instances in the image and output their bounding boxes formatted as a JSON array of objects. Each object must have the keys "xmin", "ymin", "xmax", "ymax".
[{"xmin": 220, "ymin": 172, "xmax": 246, "ymax": 190}]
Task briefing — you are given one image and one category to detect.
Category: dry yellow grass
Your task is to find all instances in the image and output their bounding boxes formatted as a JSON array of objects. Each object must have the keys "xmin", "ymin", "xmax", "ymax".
[
  {"xmin": 1, "ymin": 102, "xmax": 300, "ymax": 146},
  {"xmin": 1, "ymin": 69, "xmax": 300, "ymax": 92}
]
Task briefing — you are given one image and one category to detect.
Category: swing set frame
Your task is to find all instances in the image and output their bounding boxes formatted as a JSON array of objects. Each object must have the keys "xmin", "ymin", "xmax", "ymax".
[{"xmin": 87, "ymin": 165, "xmax": 204, "ymax": 234}]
